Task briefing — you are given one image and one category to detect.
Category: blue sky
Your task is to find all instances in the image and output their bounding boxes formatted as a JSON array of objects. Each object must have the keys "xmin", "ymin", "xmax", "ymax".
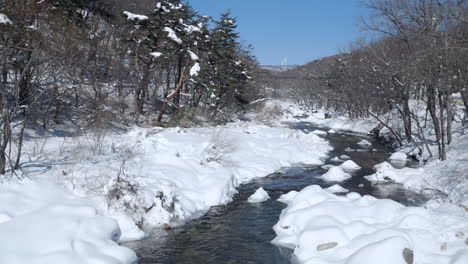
[{"xmin": 189, "ymin": 0, "xmax": 371, "ymax": 65}]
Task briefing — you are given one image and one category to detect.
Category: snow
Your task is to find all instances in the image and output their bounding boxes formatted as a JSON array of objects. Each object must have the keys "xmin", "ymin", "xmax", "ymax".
[
  {"xmin": 274, "ymin": 99, "xmax": 468, "ymax": 208},
  {"xmin": 190, "ymin": 63, "xmax": 200, "ymax": 76},
  {"xmin": 8, "ymin": 121, "xmax": 331, "ymax": 245},
  {"xmin": 0, "ymin": 181, "xmax": 137, "ymax": 264},
  {"xmin": 357, "ymin": 139, "xmax": 372, "ymax": 147},
  {"xmin": 390, "ymin": 152, "xmax": 407, "ymax": 161},
  {"xmin": 164, "ymin": 27, "xmax": 182, "ymax": 44},
  {"xmin": 123, "ymin": 11, "xmax": 148, "ymax": 21},
  {"xmin": 331, "ymin": 156, "xmax": 342, "ymax": 162},
  {"xmin": 0, "ymin": 14, "xmax": 12, "ymax": 24},
  {"xmin": 188, "ymin": 50, "xmax": 199, "ymax": 61},
  {"xmin": 340, "ymin": 155, "xmax": 351, "ymax": 160},
  {"xmin": 273, "ymin": 185, "xmax": 468, "ymax": 264},
  {"xmin": 248, "ymin": 187, "xmax": 270, "ymax": 203},
  {"xmin": 326, "ymin": 184, "xmax": 349, "ymax": 193},
  {"xmin": 321, "ymin": 166, "xmax": 351, "ymax": 182},
  {"xmin": 150, "ymin": 52, "xmax": 162, "ymax": 58},
  {"xmin": 273, "ymin": 101, "xmax": 377, "ymax": 134},
  {"xmin": 312, "ymin": 130, "xmax": 327, "ymax": 135},
  {"xmin": 328, "ymin": 129, "xmax": 337, "ymax": 134},
  {"xmin": 339, "ymin": 160, "xmax": 361, "ymax": 170}
]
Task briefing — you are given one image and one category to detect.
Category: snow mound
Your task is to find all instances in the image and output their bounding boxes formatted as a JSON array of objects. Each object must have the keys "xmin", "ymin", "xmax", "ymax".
[
  {"xmin": 331, "ymin": 156, "xmax": 342, "ymax": 162},
  {"xmin": 273, "ymin": 185, "xmax": 468, "ymax": 264},
  {"xmin": 340, "ymin": 155, "xmax": 351, "ymax": 160},
  {"xmin": 248, "ymin": 187, "xmax": 270, "ymax": 203},
  {"xmin": 312, "ymin": 130, "xmax": 328, "ymax": 135},
  {"xmin": 339, "ymin": 160, "xmax": 361, "ymax": 170},
  {"xmin": 390, "ymin": 152, "xmax": 407, "ymax": 161},
  {"xmin": 326, "ymin": 184, "xmax": 349, "ymax": 193},
  {"xmin": 0, "ymin": 181, "xmax": 137, "ymax": 264},
  {"xmin": 357, "ymin": 139, "xmax": 372, "ymax": 147},
  {"xmin": 328, "ymin": 129, "xmax": 337, "ymax": 134},
  {"xmin": 321, "ymin": 166, "xmax": 351, "ymax": 182},
  {"xmin": 365, "ymin": 162, "xmax": 425, "ymax": 190}
]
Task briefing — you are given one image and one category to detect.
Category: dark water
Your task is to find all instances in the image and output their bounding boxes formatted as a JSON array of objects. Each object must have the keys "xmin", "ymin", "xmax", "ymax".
[{"xmin": 125, "ymin": 121, "xmax": 428, "ymax": 264}]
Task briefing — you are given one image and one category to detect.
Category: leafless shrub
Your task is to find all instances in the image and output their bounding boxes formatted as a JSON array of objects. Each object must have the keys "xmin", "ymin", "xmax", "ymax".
[
  {"xmin": 201, "ymin": 129, "xmax": 237, "ymax": 166},
  {"xmin": 255, "ymin": 103, "xmax": 284, "ymax": 125}
]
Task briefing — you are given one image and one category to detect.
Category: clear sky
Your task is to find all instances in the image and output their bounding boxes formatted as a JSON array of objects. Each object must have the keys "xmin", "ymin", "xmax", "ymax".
[{"xmin": 189, "ymin": 0, "xmax": 371, "ymax": 66}]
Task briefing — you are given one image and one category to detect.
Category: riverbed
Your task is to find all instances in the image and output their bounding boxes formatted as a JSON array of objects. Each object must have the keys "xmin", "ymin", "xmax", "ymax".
[{"xmin": 124, "ymin": 122, "xmax": 428, "ymax": 263}]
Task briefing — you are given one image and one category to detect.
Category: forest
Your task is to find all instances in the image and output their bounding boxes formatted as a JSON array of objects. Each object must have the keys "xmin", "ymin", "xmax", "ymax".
[
  {"xmin": 0, "ymin": 0, "xmax": 258, "ymax": 174},
  {"xmin": 265, "ymin": 0, "xmax": 468, "ymax": 161}
]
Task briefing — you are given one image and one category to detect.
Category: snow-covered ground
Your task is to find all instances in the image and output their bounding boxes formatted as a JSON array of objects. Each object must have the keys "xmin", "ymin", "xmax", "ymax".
[
  {"xmin": 273, "ymin": 185, "xmax": 468, "ymax": 264},
  {"xmin": 0, "ymin": 116, "xmax": 331, "ymax": 263},
  {"xmin": 0, "ymin": 181, "xmax": 137, "ymax": 264},
  {"xmin": 268, "ymin": 99, "xmax": 468, "ymax": 208}
]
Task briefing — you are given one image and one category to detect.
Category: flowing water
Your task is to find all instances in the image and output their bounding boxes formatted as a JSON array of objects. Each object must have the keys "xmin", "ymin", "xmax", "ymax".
[{"xmin": 124, "ymin": 122, "xmax": 428, "ymax": 264}]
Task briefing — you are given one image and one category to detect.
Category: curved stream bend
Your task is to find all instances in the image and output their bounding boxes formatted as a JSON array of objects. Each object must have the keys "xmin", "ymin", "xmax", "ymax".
[{"xmin": 124, "ymin": 122, "xmax": 428, "ymax": 264}]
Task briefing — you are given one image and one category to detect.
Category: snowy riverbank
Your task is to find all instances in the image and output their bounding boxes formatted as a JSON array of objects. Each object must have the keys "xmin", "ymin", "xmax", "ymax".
[
  {"xmin": 273, "ymin": 185, "xmax": 468, "ymax": 264},
  {"xmin": 272, "ymin": 100, "xmax": 468, "ymax": 208},
  {"xmin": 0, "ymin": 117, "xmax": 331, "ymax": 263}
]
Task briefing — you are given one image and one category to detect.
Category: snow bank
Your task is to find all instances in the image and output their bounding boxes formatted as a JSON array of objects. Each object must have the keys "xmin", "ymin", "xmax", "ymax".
[
  {"xmin": 248, "ymin": 187, "xmax": 269, "ymax": 203},
  {"xmin": 271, "ymin": 100, "xmax": 377, "ymax": 134},
  {"xmin": 0, "ymin": 181, "xmax": 137, "ymax": 264},
  {"xmin": 273, "ymin": 185, "xmax": 468, "ymax": 264},
  {"xmin": 321, "ymin": 166, "xmax": 351, "ymax": 182},
  {"xmin": 15, "ymin": 122, "xmax": 331, "ymax": 241}
]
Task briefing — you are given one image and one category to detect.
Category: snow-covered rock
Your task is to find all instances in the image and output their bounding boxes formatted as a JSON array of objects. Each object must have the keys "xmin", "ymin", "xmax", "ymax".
[
  {"xmin": 326, "ymin": 184, "xmax": 349, "ymax": 193},
  {"xmin": 339, "ymin": 160, "xmax": 361, "ymax": 170},
  {"xmin": 328, "ymin": 129, "xmax": 337, "ymax": 134},
  {"xmin": 330, "ymin": 156, "xmax": 342, "ymax": 162},
  {"xmin": 248, "ymin": 187, "xmax": 270, "ymax": 203},
  {"xmin": 312, "ymin": 130, "xmax": 328, "ymax": 135},
  {"xmin": 357, "ymin": 139, "xmax": 372, "ymax": 147},
  {"xmin": 390, "ymin": 152, "xmax": 407, "ymax": 161},
  {"xmin": 340, "ymin": 155, "xmax": 351, "ymax": 160},
  {"xmin": 273, "ymin": 185, "xmax": 468, "ymax": 264},
  {"xmin": 321, "ymin": 166, "xmax": 351, "ymax": 182}
]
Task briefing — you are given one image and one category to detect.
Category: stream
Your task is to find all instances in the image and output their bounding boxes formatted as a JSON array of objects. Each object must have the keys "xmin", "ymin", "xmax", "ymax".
[{"xmin": 124, "ymin": 121, "xmax": 428, "ymax": 264}]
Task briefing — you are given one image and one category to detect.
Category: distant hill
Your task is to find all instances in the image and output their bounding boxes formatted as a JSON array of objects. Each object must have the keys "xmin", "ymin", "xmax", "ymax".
[{"xmin": 260, "ymin": 65, "xmax": 299, "ymax": 73}]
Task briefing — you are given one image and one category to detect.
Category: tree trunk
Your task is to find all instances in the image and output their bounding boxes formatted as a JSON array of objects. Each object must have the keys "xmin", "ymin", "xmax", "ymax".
[
  {"xmin": 427, "ymin": 85, "xmax": 444, "ymax": 160},
  {"xmin": 14, "ymin": 109, "xmax": 27, "ymax": 170},
  {"xmin": 438, "ymin": 92, "xmax": 447, "ymax": 161},
  {"xmin": 402, "ymin": 93, "xmax": 412, "ymax": 142},
  {"xmin": 157, "ymin": 68, "xmax": 185, "ymax": 122},
  {"xmin": 135, "ymin": 62, "xmax": 151, "ymax": 116}
]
